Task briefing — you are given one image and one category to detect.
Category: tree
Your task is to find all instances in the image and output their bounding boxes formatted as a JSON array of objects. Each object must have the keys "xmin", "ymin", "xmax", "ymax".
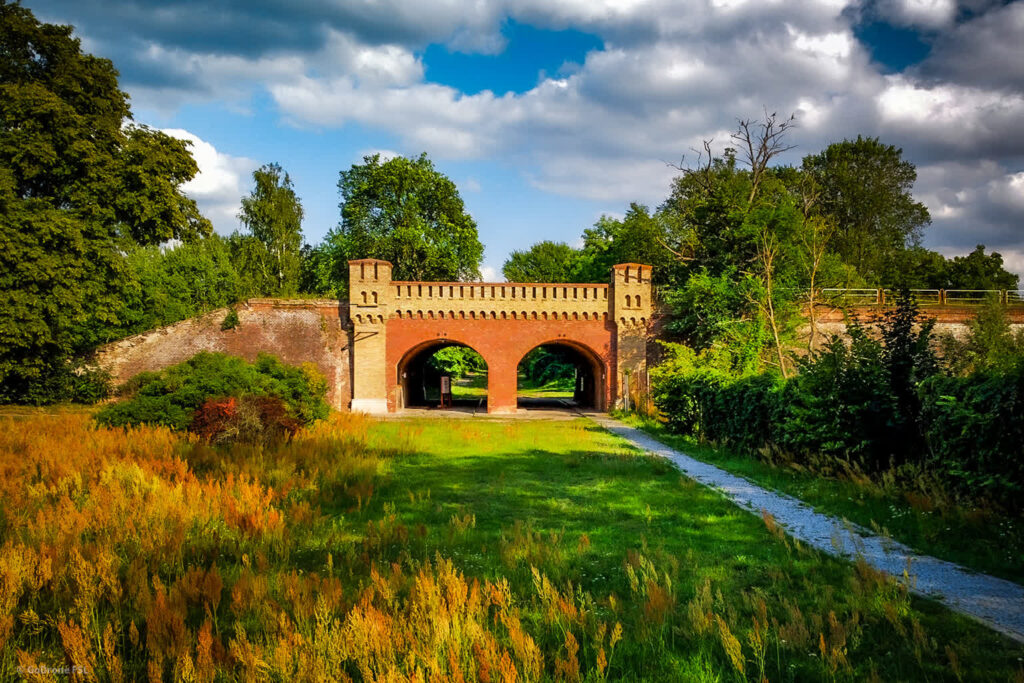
[
  {"xmin": 312, "ymin": 153, "xmax": 483, "ymax": 293},
  {"xmin": 574, "ymin": 204, "xmax": 677, "ymax": 284},
  {"xmin": 502, "ymin": 241, "xmax": 580, "ymax": 282},
  {"xmin": 730, "ymin": 113, "xmax": 801, "ymax": 377},
  {"xmin": 0, "ymin": 1, "xmax": 210, "ymax": 402},
  {"xmin": 235, "ymin": 163, "xmax": 304, "ymax": 295},
  {"xmin": 802, "ymin": 136, "xmax": 930, "ymax": 282},
  {"xmin": 113, "ymin": 235, "xmax": 249, "ymax": 339},
  {"xmin": 946, "ymin": 245, "xmax": 1019, "ymax": 291}
]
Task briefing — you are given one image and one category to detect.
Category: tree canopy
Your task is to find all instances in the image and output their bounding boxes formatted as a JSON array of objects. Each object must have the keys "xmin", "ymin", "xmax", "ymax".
[
  {"xmin": 310, "ymin": 153, "xmax": 483, "ymax": 293},
  {"xmin": 233, "ymin": 163, "xmax": 305, "ymax": 296},
  {"xmin": 802, "ymin": 136, "xmax": 930, "ymax": 283},
  {"xmin": 502, "ymin": 241, "xmax": 579, "ymax": 282},
  {"xmin": 0, "ymin": 1, "xmax": 210, "ymax": 402}
]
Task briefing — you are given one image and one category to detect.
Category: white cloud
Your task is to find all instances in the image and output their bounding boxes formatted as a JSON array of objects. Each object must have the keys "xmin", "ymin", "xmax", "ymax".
[
  {"xmin": 38, "ymin": 0, "xmax": 1024, "ymax": 261},
  {"xmin": 875, "ymin": 0, "xmax": 957, "ymax": 28},
  {"xmin": 162, "ymin": 129, "xmax": 259, "ymax": 234},
  {"xmin": 479, "ymin": 265, "xmax": 501, "ymax": 282}
]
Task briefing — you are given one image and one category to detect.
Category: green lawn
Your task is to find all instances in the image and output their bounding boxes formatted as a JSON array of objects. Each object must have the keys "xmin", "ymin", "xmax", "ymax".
[
  {"xmin": 517, "ymin": 376, "xmax": 574, "ymax": 398},
  {"xmin": 446, "ymin": 373, "xmax": 576, "ymax": 401},
  {"xmin": 353, "ymin": 417, "xmax": 1024, "ymax": 681},
  {"xmin": 617, "ymin": 412, "xmax": 1024, "ymax": 587}
]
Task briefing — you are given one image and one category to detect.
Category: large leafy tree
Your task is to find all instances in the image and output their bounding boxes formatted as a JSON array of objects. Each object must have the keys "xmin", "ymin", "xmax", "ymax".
[
  {"xmin": 574, "ymin": 203, "xmax": 678, "ymax": 285},
  {"xmin": 802, "ymin": 136, "xmax": 930, "ymax": 282},
  {"xmin": 0, "ymin": 1, "xmax": 210, "ymax": 402},
  {"xmin": 946, "ymin": 244, "xmax": 1019, "ymax": 291},
  {"xmin": 233, "ymin": 163, "xmax": 305, "ymax": 296},
  {"xmin": 312, "ymin": 153, "xmax": 483, "ymax": 293},
  {"xmin": 502, "ymin": 241, "xmax": 580, "ymax": 283}
]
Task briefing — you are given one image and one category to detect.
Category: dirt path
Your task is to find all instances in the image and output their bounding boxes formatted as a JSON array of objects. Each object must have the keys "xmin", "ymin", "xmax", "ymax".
[{"xmin": 591, "ymin": 414, "xmax": 1024, "ymax": 644}]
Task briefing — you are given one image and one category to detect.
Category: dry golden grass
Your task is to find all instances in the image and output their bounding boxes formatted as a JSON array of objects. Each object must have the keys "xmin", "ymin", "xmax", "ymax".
[{"xmin": 0, "ymin": 413, "xmax": 1021, "ymax": 681}]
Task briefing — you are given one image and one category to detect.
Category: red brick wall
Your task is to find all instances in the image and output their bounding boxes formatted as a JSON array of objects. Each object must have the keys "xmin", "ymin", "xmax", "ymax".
[
  {"xmin": 385, "ymin": 318, "xmax": 615, "ymax": 412},
  {"xmin": 95, "ymin": 301, "xmax": 352, "ymax": 410}
]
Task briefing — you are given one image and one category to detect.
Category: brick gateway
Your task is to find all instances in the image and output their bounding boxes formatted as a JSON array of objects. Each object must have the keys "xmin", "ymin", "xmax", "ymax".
[{"xmin": 347, "ymin": 259, "xmax": 653, "ymax": 414}]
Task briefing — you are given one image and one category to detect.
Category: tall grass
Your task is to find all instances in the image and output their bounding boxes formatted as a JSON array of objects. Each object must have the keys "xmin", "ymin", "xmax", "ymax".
[{"xmin": 0, "ymin": 414, "xmax": 1021, "ymax": 681}]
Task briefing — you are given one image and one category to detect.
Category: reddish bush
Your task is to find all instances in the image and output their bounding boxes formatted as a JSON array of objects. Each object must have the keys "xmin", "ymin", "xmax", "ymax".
[{"xmin": 191, "ymin": 395, "xmax": 300, "ymax": 445}]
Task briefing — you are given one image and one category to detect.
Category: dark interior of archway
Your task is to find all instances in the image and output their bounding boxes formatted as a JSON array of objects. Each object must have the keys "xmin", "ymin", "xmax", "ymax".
[
  {"xmin": 517, "ymin": 345, "xmax": 597, "ymax": 409},
  {"xmin": 401, "ymin": 344, "xmax": 488, "ymax": 410}
]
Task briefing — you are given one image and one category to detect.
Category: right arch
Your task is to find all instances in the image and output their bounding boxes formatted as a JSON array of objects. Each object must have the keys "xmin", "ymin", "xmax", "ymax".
[{"xmin": 515, "ymin": 340, "xmax": 606, "ymax": 411}]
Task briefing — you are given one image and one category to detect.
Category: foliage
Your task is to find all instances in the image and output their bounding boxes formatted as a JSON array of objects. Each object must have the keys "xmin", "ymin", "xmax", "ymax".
[
  {"xmin": 95, "ymin": 352, "xmax": 328, "ymax": 431},
  {"xmin": 919, "ymin": 360, "xmax": 1024, "ymax": 503},
  {"xmin": 311, "ymin": 153, "xmax": 483, "ymax": 294},
  {"xmin": 425, "ymin": 345, "xmax": 485, "ymax": 379},
  {"xmin": 234, "ymin": 162, "xmax": 305, "ymax": 296},
  {"xmin": 939, "ymin": 295, "xmax": 1024, "ymax": 375},
  {"xmin": 573, "ymin": 204, "xmax": 678, "ymax": 285},
  {"xmin": 519, "ymin": 346, "xmax": 577, "ymax": 388},
  {"xmin": 0, "ymin": 2, "xmax": 210, "ymax": 403},
  {"xmin": 109, "ymin": 235, "xmax": 249, "ymax": 340},
  {"xmin": 945, "ymin": 244, "xmax": 1019, "ymax": 291},
  {"xmin": 881, "ymin": 244, "xmax": 1019, "ymax": 290},
  {"xmin": 654, "ymin": 294, "xmax": 945, "ymax": 472},
  {"xmin": 221, "ymin": 308, "xmax": 240, "ymax": 331},
  {"xmin": 190, "ymin": 394, "xmax": 299, "ymax": 445},
  {"xmin": 502, "ymin": 240, "xmax": 580, "ymax": 282},
  {"xmin": 1, "ymin": 413, "xmax": 1020, "ymax": 681},
  {"xmin": 803, "ymin": 136, "xmax": 930, "ymax": 283}
]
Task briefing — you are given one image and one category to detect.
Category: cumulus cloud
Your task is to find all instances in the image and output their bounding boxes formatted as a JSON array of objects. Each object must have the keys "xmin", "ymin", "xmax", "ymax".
[
  {"xmin": 31, "ymin": 0, "xmax": 1024, "ymax": 270},
  {"xmin": 915, "ymin": 2, "xmax": 1024, "ymax": 92},
  {"xmin": 479, "ymin": 265, "xmax": 502, "ymax": 282},
  {"xmin": 162, "ymin": 129, "xmax": 259, "ymax": 234}
]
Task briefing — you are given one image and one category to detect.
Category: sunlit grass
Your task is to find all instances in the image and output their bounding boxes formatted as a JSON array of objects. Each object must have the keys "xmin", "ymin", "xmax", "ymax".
[
  {"xmin": 1, "ymin": 412, "xmax": 1021, "ymax": 681},
  {"xmin": 618, "ymin": 411, "xmax": 1024, "ymax": 586}
]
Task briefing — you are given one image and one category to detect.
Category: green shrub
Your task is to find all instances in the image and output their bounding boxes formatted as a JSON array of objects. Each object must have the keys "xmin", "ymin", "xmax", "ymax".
[
  {"xmin": 96, "ymin": 352, "xmax": 328, "ymax": 431},
  {"xmin": 652, "ymin": 294, "xmax": 942, "ymax": 473},
  {"xmin": 221, "ymin": 308, "xmax": 240, "ymax": 331},
  {"xmin": 919, "ymin": 361, "xmax": 1024, "ymax": 504}
]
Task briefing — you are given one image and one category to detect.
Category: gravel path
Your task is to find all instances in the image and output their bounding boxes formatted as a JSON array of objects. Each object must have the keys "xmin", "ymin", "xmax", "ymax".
[{"xmin": 590, "ymin": 414, "xmax": 1024, "ymax": 643}]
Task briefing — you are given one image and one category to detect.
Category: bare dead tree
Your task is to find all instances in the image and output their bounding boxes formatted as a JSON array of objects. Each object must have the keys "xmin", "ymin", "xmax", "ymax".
[
  {"xmin": 731, "ymin": 109, "xmax": 797, "ymax": 205},
  {"xmin": 660, "ymin": 139, "xmax": 718, "ymax": 263}
]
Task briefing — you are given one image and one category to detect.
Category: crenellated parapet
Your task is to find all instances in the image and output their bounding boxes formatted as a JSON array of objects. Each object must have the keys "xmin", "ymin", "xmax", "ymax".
[{"xmin": 391, "ymin": 282, "xmax": 610, "ymax": 321}]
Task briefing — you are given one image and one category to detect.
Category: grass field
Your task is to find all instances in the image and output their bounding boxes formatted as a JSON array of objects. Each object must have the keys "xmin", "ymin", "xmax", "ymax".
[
  {"xmin": 619, "ymin": 413, "xmax": 1024, "ymax": 587},
  {"xmin": 445, "ymin": 373, "xmax": 575, "ymax": 402},
  {"xmin": 1, "ymin": 412, "xmax": 1022, "ymax": 681}
]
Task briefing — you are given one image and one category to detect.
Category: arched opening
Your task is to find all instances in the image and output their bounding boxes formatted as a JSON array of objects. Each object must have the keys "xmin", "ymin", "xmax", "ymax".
[
  {"xmin": 397, "ymin": 341, "xmax": 488, "ymax": 412},
  {"xmin": 516, "ymin": 342, "xmax": 603, "ymax": 411}
]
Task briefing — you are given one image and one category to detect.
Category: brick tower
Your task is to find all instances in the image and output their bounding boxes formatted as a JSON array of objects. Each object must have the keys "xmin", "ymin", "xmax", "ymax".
[
  {"xmin": 610, "ymin": 263, "xmax": 652, "ymax": 407},
  {"xmin": 348, "ymin": 259, "xmax": 392, "ymax": 413}
]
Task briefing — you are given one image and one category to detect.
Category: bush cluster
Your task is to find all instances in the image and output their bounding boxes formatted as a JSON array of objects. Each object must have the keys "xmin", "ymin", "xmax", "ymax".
[
  {"xmin": 96, "ymin": 352, "xmax": 328, "ymax": 437},
  {"xmin": 652, "ymin": 296, "xmax": 1023, "ymax": 506}
]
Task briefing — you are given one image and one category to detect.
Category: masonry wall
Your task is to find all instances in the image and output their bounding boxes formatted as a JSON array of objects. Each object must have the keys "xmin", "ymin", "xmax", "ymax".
[
  {"xmin": 385, "ymin": 317, "xmax": 615, "ymax": 412},
  {"xmin": 95, "ymin": 300, "xmax": 352, "ymax": 410}
]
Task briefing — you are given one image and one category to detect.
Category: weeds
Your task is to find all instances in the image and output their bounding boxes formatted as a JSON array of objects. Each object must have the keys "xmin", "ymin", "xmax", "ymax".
[{"xmin": 0, "ymin": 413, "xmax": 1020, "ymax": 680}]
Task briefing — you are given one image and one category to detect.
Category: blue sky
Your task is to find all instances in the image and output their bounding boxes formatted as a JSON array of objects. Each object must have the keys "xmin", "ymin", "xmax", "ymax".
[{"xmin": 31, "ymin": 0, "xmax": 1024, "ymax": 279}]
